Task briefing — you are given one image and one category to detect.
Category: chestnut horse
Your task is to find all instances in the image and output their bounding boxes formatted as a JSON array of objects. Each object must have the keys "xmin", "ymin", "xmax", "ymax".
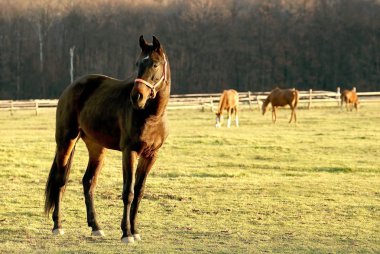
[
  {"xmin": 262, "ymin": 88, "xmax": 299, "ymax": 123},
  {"xmin": 215, "ymin": 89, "xmax": 239, "ymax": 128},
  {"xmin": 341, "ymin": 89, "xmax": 359, "ymax": 111},
  {"xmin": 44, "ymin": 36, "xmax": 171, "ymax": 244}
]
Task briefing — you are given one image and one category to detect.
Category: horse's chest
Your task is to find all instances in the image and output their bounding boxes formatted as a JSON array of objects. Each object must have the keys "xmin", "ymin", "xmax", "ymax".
[{"xmin": 129, "ymin": 120, "xmax": 167, "ymax": 156}]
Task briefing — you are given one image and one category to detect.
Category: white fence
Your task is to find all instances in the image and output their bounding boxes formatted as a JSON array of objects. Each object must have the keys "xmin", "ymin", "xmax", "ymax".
[
  {"xmin": 169, "ymin": 89, "xmax": 380, "ymax": 111},
  {"xmin": 1, "ymin": 89, "xmax": 380, "ymax": 115}
]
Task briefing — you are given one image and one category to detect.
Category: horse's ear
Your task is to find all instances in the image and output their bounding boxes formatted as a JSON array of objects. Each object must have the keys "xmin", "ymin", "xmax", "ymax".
[
  {"xmin": 152, "ymin": 36, "xmax": 161, "ymax": 51},
  {"xmin": 139, "ymin": 35, "xmax": 147, "ymax": 50}
]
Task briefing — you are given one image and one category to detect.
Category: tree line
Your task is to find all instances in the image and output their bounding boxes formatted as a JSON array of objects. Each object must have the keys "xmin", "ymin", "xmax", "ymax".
[{"xmin": 0, "ymin": 0, "xmax": 379, "ymax": 99}]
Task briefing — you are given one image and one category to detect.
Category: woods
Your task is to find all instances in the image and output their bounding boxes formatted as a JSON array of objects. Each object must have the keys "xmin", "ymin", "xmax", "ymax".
[{"xmin": 0, "ymin": 0, "xmax": 379, "ymax": 99}]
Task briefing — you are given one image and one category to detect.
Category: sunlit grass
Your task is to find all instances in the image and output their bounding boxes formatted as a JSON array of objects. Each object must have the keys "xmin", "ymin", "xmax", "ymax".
[{"xmin": 0, "ymin": 104, "xmax": 379, "ymax": 253}]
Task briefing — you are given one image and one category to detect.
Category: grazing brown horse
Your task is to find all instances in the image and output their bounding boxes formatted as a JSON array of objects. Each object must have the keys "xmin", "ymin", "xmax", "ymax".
[
  {"xmin": 44, "ymin": 36, "xmax": 171, "ymax": 244},
  {"xmin": 262, "ymin": 88, "xmax": 299, "ymax": 123},
  {"xmin": 215, "ymin": 89, "xmax": 239, "ymax": 128},
  {"xmin": 341, "ymin": 89, "xmax": 359, "ymax": 111}
]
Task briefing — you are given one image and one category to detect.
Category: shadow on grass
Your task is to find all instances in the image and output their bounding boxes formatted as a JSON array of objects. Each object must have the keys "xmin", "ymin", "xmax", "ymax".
[
  {"xmin": 312, "ymin": 167, "xmax": 352, "ymax": 173},
  {"xmin": 153, "ymin": 172, "xmax": 246, "ymax": 178},
  {"xmin": 144, "ymin": 193, "xmax": 191, "ymax": 201}
]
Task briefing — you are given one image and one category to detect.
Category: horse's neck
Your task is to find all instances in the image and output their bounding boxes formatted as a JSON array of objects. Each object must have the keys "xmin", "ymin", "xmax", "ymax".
[
  {"xmin": 149, "ymin": 79, "xmax": 170, "ymax": 117},
  {"xmin": 156, "ymin": 61, "xmax": 171, "ymax": 115},
  {"xmin": 144, "ymin": 58, "xmax": 171, "ymax": 118},
  {"xmin": 218, "ymin": 95, "xmax": 226, "ymax": 113},
  {"xmin": 263, "ymin": 98, "xmax": 270, "ymax": 108},
  {"xmin": 217, "ymin": 104, "xmax": 224, "ymax": 114}
]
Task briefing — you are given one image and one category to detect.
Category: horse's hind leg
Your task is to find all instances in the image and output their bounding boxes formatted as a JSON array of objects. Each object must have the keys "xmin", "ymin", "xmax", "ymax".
[
  {"xmin": 272, "ymin": 107, "xmax": 277, "ymax": 123},
  {"xmin": 289, "ymin": 107, "xmax": 295, "ymax": 123},
  {"xmin": 82, "ymin": 138, "xmax": 106, "ymax": 236},
  {"xmin": 45, "ymin": 136, "xmax": 78, "ymax": 235}
]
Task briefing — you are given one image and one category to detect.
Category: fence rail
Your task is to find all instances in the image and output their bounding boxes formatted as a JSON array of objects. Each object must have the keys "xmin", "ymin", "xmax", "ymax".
[{"xmin": 1, "ymin": 89, "xmax": 380, "ymax": 115}]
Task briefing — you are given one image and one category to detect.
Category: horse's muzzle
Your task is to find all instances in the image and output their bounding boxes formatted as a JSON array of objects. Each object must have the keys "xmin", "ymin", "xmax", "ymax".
[{"xmin": 130, "ymin": 90, "xmax": 146, "ymax": 109}]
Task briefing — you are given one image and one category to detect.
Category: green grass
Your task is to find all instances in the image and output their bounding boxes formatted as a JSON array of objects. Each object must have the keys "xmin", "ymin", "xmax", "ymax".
[{"xmin": 0, "ymin": 104, "xmax": 379, "ymax": 253}]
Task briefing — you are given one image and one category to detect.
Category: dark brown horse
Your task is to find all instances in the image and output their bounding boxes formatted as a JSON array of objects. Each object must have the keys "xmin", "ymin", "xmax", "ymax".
[
  {"xmin": 341, "ymin": 88, "xmax": 359, "ymax": 111},
  {"xmin": 215, "ymin": 89, "xmax": 239, "ymax": 128},
  {"xmin": 262, "ymin": 88, "xmax": 299, "ymax": 123},
  {"xmin": 44, "ymin": 36, "xmax": 171, "ymax": 244}
]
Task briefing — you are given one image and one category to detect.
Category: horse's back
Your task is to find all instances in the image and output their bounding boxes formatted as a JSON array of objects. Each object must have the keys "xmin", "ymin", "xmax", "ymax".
[
  {"xmin": 60, "ymin": 74, "xmax": 127, "ymax": 103},
  {"xmin": 269, "ymin": 88, "xmax": 297, "ymax": 107},
  {"xmin": 222, "ymin": 89, "xmax": 239, "ymax": 108}
]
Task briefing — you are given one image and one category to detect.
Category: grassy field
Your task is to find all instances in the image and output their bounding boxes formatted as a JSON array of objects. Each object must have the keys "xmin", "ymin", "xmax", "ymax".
[{"xmin": 0, "ymin": 103, "xmax": 379, "ymax": 253}]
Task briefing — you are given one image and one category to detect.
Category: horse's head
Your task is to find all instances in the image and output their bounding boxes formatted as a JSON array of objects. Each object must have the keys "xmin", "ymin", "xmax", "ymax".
[{"xmin": 131, "ymin": 35, "xmax": 168, "ymax": 109}]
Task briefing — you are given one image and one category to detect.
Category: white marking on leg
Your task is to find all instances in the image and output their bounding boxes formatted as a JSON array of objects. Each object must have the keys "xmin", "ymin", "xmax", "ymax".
[
  {"xmin": 215, "ymin": 117, "xmax": 220, "ymax": 128},
  {"xmin": 227, "ymin": 118, "xmax": 231, "ymax": 128},
  {"xmin": 134, "ymin": 234, "xmax": 141, "ymax": 241},
  {"xmin": 121, "ymin": 236, "xmax": 135, "ymax": 244},
  {"xmin": 52, "ymin": 228, "xmax": 64, "ymax": 235},
  {"xmin": 92, "ymin": 230, "xmax": 105, "ymax": 237},
  {"xmin": 235, "ymin": 116, "xmax": 239, "ymax": 127}
]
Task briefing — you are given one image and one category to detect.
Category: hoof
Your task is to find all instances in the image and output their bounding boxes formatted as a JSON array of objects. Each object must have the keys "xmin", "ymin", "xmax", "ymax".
[
  {"xmin": 92, "ymin": 230, "xmax": 105, "ymax": 237},
  {"xmin": 133, "ymin": 234, "xmax": 141, "ymax": 241},
  {"xmin": 121, "ymin": 236, "xmax": 135, "ymax": 244},
  {"xmin": 52, "ymin": 228, "xmax": 64, "ymax": 235}
]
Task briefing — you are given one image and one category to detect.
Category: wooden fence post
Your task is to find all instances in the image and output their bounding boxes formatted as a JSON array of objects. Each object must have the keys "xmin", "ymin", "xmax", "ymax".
[
  {"xmin": 336, "ymin": 87, "xmax": 341, "ymax": 107},
  {"xmin": 248, "ymin": 91, "xmax": 252, "ymax": 110},
  {"xmin": 10, "ymin": 100, "xmax": 14, "ymax": 116},
  {"xmin": 35, "ymin": 101, "xmax": 39, "ymax": 116},
  {"xmin": 70, "ymin": 46, "xmax": 75, "ymax": 83},
  {"xmin": 308, "ymin": 89, "xmax": 312, "ymax": 109},
  {"xmin": 257, "ymin": 95, "xmax": 262, "ymax": 110}
]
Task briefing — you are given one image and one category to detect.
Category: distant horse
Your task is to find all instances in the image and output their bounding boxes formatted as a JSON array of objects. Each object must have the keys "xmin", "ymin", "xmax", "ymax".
[
  {"xmin": 215, "ymin": 89, "xmax": 239, "ymax": 128},
  {"xmin": 44, "ymin": 36, "xmax": 171, "ymax": 244},
  {"xmin": 341, "ymin": 89, "xmax": 359, "ymax": 111},
  {"xmin": 262, "ymin": 88, "xmax": 299, "ymax": 123}
]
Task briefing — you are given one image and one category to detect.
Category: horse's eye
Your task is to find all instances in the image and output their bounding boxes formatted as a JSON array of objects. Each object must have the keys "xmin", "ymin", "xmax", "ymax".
[{"xmin": 153, "ymin": 64, "xmax": 159, "ymax": 68}]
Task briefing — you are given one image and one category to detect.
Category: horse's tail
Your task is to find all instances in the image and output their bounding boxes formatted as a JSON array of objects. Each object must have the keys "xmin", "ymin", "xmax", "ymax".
[{"xmin": 44, "ymin": 146, "xmax": 76, "ymax": 215}]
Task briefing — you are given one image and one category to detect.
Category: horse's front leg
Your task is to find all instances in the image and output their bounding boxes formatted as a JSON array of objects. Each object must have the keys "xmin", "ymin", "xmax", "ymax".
[
  {"xmin": 130, "ymin": 155, "xmax": 157, "ymax": 241},
  {"xmin": 121, "ymin": 149, "xmax": 138, "ymax": 243}
]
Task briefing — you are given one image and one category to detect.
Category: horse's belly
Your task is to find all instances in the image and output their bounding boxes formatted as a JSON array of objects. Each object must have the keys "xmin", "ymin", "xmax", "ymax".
[{"xmin": 79, "ymin": 118, "xmax": 121, "ymax": 151}]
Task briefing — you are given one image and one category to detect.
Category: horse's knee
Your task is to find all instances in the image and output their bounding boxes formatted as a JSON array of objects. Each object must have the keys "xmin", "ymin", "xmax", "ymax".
[
  {"xmin": 82, "ymin": 176, "xmax": 92, "ymax": 193},
  {"xmin": 123, "ymin": 191, "xmax": 134, "ymax": 205}
]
